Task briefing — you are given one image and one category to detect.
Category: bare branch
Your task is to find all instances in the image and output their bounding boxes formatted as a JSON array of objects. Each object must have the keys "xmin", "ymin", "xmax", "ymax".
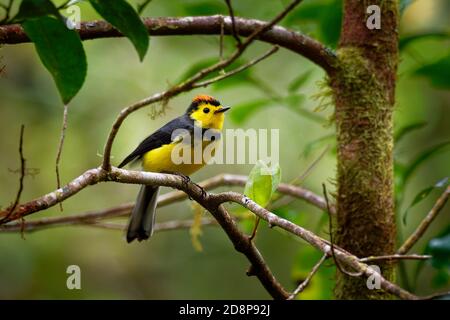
[
  {"xmin": 288, "ymin": 253, "xmax": 328, "ymax": 300},
  {"xmin": 212, "ymin": 204, "xmax": 289, "ymax": 299},
  {"xmin": 55, "ymin": 104, "xmax": 69, "ymax": 211},
  {"xmin": 419, "ymin": 290, "xmax": 450, "ymax": 300},
  {"xmin": 193, "ymin": 46, "xmax": 279, "ymax": 88},
  {"xmin": 0, "ymin": 167, "xmax": 422, "ymax": 299},
  {"xmin": 0, "ymin": 125, "xmax": 25, "ymax": 224},
  {"xmin": 1, "ymin": 215, "xmax": 217, "ymax": 233},
  {"xmin": 0, "ymin": 168, "xmax": 101, "ymax": 223},
  {"xmin": 397, "ymin": 186, "xmax": 450, "ymax": 255},
  {"xmin": 0, "ymin": 16, "xmax": 336, "ymax": 74},
  {"xmin": 0, "ymin": 172, "xmax": 333, "ymax": 226},
  {"xmin": 217, "ymin": 191, "xmax": 418, "ymax": 300},
  {"xmin": 0, "ymin": 173, "xmax": 330, "ymax": 238},
  {"xmin": 360, "ymin": 254, "xmax": 431, "ymax": 263}
]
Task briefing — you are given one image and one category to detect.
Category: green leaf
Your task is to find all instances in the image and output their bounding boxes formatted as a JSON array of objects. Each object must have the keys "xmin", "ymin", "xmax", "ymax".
[
  {"xmin": 244, "ymin": 160, "xmax": 281, "ymax": 208},
  {"xmin": 286, "ymin": 3, "xmax": 322, "ymax": 23},
  {"xmin": 22, "ymin": 16, "xmax": 87, "ymax": 104},
  {"xmin": 399, "ymin": 32, "xmax": 450, "ymax": 51},
  {"xmin": 285, "ymin": 0, "xmax": 342, "ymax": 48},
  {"xmin": 229, "ymin": 99, "xmax": 272, "ymax": 124},
  {"xmin": 415, "ymin": 54, "xmax": 450, "ymax": 89},
  {"xmin": 402, "ymin": 177, "xmax": 449, "ymax": 224},
  {"xmin": 318, "ymin": 0, "xmax": 342, "ymax": 48},
  {"xmin": 16, "ymin": 0, "xmax": 60, "ymax": 20},
  {"xmin": 428, "ymin": 232, "xmax": 450, "ymax": 270},
  {"xmin": 288, "ymin": 70, "xmax": 313, "ymax": 93},
  {"xmin": 432, "ymin": 269, "xmax": 450, "ymax": 288},
  {"xmin": 89, "ymin": 0, "xmax": 149, "ymax": 61},
  {"xmin": 394, "ymin": 121, "xmax": 427, "ymax": 144},
  {"xmin": 403, "ymin": 142, "xmax": 450, "ymax": 184}
]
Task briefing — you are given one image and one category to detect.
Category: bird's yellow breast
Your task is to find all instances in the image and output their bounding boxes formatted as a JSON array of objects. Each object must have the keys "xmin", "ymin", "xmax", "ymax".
[{"xmin": 142, "ymin": 139, "xmax": 218, "ymax": 176}]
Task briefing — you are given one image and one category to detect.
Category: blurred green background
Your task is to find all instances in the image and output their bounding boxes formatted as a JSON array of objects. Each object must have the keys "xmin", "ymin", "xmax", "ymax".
[{"xmin": 0, "ymin": 0, "xmax": 449, "ymax": 299}]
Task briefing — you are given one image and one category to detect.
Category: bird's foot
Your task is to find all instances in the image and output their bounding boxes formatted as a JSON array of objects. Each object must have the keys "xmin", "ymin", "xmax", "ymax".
[
  {"xmin": 163, "ymin": 171, "xmax": 206, "ymax": 200},
  {"xmin": 162, "ymin": 171, "xmax": 193, "ymax": 199}
]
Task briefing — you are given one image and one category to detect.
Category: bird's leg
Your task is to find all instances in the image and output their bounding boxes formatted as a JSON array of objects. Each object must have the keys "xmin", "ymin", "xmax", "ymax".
[{"xmin": 162, "ymin": 171, "xmax": 191, "ymax": 198}]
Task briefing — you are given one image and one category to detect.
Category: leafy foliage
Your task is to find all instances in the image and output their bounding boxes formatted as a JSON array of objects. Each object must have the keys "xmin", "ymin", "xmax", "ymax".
[
  {"xmin": 16, "ymin": 0, "xmax": 60, "ymax": 19},
  {"xmin": 415, "ymin": 54, "xmax": 450, "ymax": 89},
  {"xmin": 88, "ymin": 0, "xmax": 149, "ymax": 61},
  {"xmin": 22, "ymin": 15, "xmax": 86, "ymax": 104},
  {"xmin": 428, "ymin": 230, "xmax": 450, "ymax": 270},
  {"xmin": 402, "ymin": 177, "xmax": 449, "ymax": 224},
  {"xmin": 285, "ymin": 0, "xmax": 342, "ymax": 48},
  {"xmin": 423, "ymin": 227, "xmax": 450, "ymax": 289},
  {"xmin": 244, "ymin": 160, "xmax": 281, "ymax": 208},
  {"xmin": 18, "ymin": 0, "xmax": 149, "ymax": 104},
  {"xmin": 394, "ymin": 121, "xmax": 427, "ymax": 144},
  {"xmin": 399, "ymin": 32, "xmax": 450, "ymax": 51}
]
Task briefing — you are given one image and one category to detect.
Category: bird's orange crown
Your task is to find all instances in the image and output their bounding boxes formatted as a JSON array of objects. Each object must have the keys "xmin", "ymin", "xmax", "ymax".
[
  {"xmin": 186, "ymin": 94, "xmax": 221, "ymax": 114},
  {"xmin": 192, "ymin": 94, "xmax": 217, "ymax": 104}
]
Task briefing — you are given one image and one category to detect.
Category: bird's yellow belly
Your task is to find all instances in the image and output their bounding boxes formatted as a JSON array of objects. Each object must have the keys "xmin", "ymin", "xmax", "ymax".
[{"xmin": 142, "ymin": 140, "xmax": 218, "ymax": 176}]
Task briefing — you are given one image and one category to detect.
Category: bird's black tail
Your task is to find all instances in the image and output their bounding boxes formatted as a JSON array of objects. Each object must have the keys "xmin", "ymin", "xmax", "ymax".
[{"xmin": 126, "ymin": 185, "xmax": 159, "ymax": 243}]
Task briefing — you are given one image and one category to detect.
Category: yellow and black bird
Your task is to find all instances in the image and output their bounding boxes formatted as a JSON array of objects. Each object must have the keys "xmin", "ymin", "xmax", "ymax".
[{"xmin": 118, "ymin": 95, "xmax": 230, "ymax": 243}]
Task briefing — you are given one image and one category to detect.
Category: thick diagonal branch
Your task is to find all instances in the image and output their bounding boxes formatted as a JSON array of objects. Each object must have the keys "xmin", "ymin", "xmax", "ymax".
[
  {"xmin": 0, "ymin": 16, "xmax": 336, "ymax": 74},
  {"xmin": 0, "ymin": 167, "xmax": 419, "ymax": 299}
]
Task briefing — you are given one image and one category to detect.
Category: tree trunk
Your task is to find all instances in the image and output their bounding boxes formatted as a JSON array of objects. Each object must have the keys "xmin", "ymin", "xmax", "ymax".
[{"xmin": 331, "ymin": 0, "xmax": 399, "ymax": 299}]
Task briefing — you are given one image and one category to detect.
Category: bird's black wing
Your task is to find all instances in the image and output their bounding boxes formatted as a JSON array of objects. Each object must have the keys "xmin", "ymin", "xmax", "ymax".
[{"xmin": 118, "ymin": 115, "xmax": 194, "ymax": 168}]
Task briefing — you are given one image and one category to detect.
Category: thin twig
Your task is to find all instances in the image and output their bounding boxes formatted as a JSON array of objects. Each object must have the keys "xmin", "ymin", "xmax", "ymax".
[
  {"xmin": 218, "ymin": 190, "xmax": 418, "ymax": 300},
  {"xmin": 419, "ymin": 290, "xmax": 450, "ymax": 300},
  {"xmin": 137, "ymin": 0, "xmax": 152, "ymax": 15},
  {"xmin": 0, "ymin": 167, "xmax": 421, "ymax": 299},
  {"xmin": 0, "ymin": 125, "xmax": 25, "ymax": 224},
  {"xmin": 249, "ymin": 216, "xmax": 260, "ymax": 241},
  {"xmin": 288, "ymin": 253, "xmax": 328, "ymax": 300},
  {"xmin": 323, "ymin": 183, "xmax": 363, "ymax": 277},
  {"xmin": 2, "ymin": 216, "xmax": 217, "ymax": 233},
  {"xmin": 57, "ymin": 0, "xmax": 71, "ymax": 10},
  {"xmin": 360, "ymin": 254, "xmax": 432, "ymax": 263},
  {"xmin": 397, "ymin": 186, "xmax": 450, "ymax": 255},
  {"xmin": 55, "ymin": 104, "xmax": 69, "ymax": 211},
  {"xmin": 194, "ymin": 46, "xmax": 279, "ymax": 88},
  {"xmin": 224, "ymin": 0, "xmax": 242, "ymax": 46},
  {"xmin": 219, "ymin": 15, "xmax": 224, "ymax": 61}
]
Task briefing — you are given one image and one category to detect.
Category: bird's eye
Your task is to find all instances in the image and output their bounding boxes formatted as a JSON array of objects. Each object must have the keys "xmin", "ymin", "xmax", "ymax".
[{"xmin": 203, "ymin": 107, "xmax": 210, "ymax": 114}]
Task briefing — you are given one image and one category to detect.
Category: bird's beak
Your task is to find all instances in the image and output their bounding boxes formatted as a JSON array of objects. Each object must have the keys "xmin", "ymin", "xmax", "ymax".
[{"xmin": 215, "ymin": 106, "xmax": 231, "ymax": 114}]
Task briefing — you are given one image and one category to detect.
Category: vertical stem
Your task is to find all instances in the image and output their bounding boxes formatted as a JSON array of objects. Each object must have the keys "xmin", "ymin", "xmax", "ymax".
[
  {"xmin": 331, "ymin": 0, "xmax": 399, "ymax": 299},
  {"xmin": 56, "ymin": 104, "xmax": 69, "ymax": 211}
]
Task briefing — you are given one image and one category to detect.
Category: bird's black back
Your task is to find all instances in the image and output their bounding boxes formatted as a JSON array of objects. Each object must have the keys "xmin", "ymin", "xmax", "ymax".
[{"xmin": 118, "ymin": 114, "xmax": 195, "ymax": 168}]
